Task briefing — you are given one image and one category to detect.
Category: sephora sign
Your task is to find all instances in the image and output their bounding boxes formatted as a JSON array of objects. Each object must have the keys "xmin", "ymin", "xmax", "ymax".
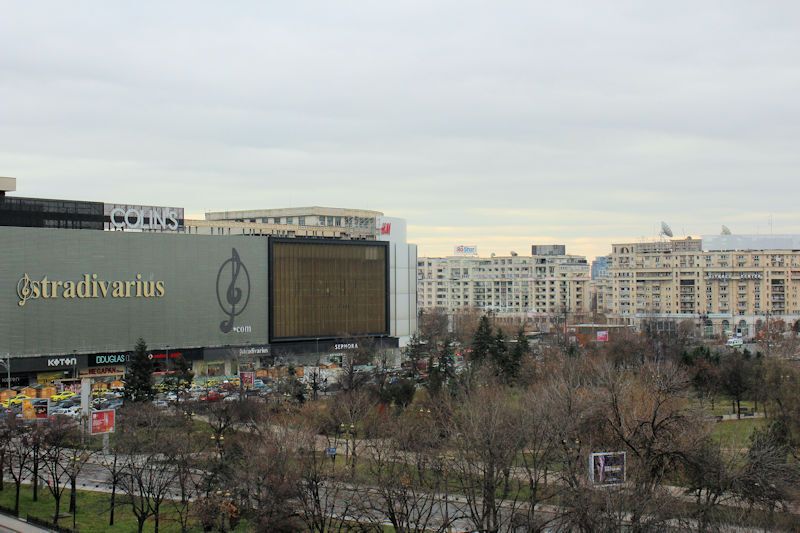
[{"xmin": 105, "ymin": 204, "xmax": 184, "ymax": 231}]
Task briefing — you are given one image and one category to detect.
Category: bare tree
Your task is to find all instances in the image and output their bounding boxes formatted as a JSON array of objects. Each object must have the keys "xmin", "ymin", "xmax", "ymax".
[
  {"xmin": 37, "ymin": 417, "xmax": 81, "ymax": 525},
  {"xmin": 445, "ymin": 384, "xmax": 526, "ymax": 533},
  {"xmin": 98, "ymin": 440, "xmax": 125, "ymax": 527},
  {"xmin": 600, "ymin": 361, "xmax": 704, "ymax": 531},
  {"xmin": 358, "ymin": 412, "xmax": 454, "ymax": 533},
  {"xmin": 226, "ymin": 424, "xmax": 302, "ymax": 532},
  {"xmin": 116, "ymin": 405, "xmax": 181, "ymax": 533},
  {"xmin": 5, "ymin": 417, "xmax": 32, "ymax": 515},
  {"xmin": 331, "ymin": 388, "xmax": 378, "ymax": 478},
  {"xmin": 295, "ymin": 415, "xmax": 360, "ymax": 533}
]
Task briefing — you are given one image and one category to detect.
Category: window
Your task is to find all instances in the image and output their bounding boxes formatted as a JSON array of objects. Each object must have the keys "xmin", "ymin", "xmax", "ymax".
[{"xmin": 298, "ymin": 216, "xmax": 305, "ymax": 226}]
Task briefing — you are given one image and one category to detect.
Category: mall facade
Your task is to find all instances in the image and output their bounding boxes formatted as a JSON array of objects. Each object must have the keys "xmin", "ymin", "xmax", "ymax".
[{"xmin": 0, "ymin": 178, "xmax": 417, "ymax": 387}]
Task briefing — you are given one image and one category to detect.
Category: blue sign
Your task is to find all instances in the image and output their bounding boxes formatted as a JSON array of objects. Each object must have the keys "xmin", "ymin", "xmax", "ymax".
[{"xmin": 325, "ymin": 447, "xmax": 337, "ymax": 456}]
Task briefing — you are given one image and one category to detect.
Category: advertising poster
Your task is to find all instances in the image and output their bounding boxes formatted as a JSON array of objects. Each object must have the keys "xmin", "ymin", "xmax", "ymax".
[
  {"xmin": 22, "ymin": 398, "xmax": 50, "ymax": 420},
  {"xmin": 90, "ymin": 409, "xmax": 116, "ymax": 435},
  {"xmin": 239, "ymin": 371, "xmax": 255, "ymax": 389},
  {"xmin": 590, "ymin": 452, "xmax": 626, "ymax": 486},
  {"xmin": 596, "ymin": 330, "xmax": 609, "ymax": 342}
]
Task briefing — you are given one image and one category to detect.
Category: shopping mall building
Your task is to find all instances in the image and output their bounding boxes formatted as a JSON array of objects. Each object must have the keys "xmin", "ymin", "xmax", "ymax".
[{"xmin": 0, "ymin": 178, "xmax": 417, "ymax": 387}]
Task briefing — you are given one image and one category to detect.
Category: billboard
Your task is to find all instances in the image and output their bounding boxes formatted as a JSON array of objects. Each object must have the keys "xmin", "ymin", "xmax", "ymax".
[
  {"xmin": 239, "ymin": 371, "xmax": 255, "ymax": 389},
  {"xmin": 453, "ymin": 245, "xmax": 478, "ymax": 256},
  {"xmin": 270, "ymin": 239, "xmax": 388, "ymax": 340},
  {"xmin": 90, "ymin": 409, "xmax": 116, "ymax": 435},
  {"xmin": 0, "ymin": 227, "xmax": 268, "ymax": 356},
  {"xmin": 589, "ymin": 452, "xmax": 626, "ymax": 486},
  {"xmin": 21, "ymin": 398, "xmax": 50, "ymax": 420},
  {"xmin": 596, "ymin": 331, "xmax": 609, "ymax": 342}
]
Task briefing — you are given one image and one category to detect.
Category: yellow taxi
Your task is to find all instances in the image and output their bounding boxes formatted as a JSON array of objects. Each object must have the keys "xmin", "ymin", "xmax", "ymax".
[
  {"xmin": 7, "ymin": 394, "xmax": 31, "ymax": 406},
  {"xmin": 50, "ymin": 391, "xmax": 77, "ymax": 402}
]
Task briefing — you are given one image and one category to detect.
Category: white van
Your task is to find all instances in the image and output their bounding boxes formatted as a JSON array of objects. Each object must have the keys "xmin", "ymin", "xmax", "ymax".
[{"xmin": 726, "ymin": 337, "xmax": 744, "ymax": 348}]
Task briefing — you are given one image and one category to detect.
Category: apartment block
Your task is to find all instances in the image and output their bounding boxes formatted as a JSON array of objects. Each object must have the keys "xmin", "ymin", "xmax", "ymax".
[
  {"xmin": 599, "ymin": 237, "xmax": 800, "ymax": 335},
  {"xmin": 417, "ymin": 247, "xmax": 591, "ymax": 317}
]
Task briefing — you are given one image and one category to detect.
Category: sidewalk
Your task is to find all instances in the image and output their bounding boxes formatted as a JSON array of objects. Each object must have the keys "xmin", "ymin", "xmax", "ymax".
[{"xmin": 0, "ymin": 512, "xmax": 52, "ymax": 533}]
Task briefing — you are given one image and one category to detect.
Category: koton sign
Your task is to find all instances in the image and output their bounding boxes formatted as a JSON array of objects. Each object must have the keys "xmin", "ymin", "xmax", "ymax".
[{"xmin": 105, "ymin": 204, "xmax": 184, "ymax": 231}]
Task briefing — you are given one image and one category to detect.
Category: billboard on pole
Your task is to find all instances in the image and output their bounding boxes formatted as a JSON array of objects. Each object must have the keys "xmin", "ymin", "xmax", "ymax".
[
  {"xmin": 589, "ymin": 452, "xmax": 626, "ymax": 486},
  {"xmin": 596, "ymin": 330, "xmax": 609, "ymax": 342},
  {"xmin": 90, "ymin": 409, "xmax": 116, "ymax": 435}
]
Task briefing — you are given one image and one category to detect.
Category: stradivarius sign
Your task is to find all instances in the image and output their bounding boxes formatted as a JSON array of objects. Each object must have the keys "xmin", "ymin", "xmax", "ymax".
[{"xmin": 16, "ymin": 273, "xmax": 166, "ymax": 307}]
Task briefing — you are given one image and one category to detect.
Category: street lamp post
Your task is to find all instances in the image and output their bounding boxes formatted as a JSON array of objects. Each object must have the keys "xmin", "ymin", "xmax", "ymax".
[{"xmin": 0, "ymin": 354, "xmax": 10, "ymax": 389}]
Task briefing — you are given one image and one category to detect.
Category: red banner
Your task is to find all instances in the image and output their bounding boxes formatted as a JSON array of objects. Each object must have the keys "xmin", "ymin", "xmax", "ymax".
[
  {"xmin": 90, "ymin": 409, "xmax": 116, "ymax": 435},
  {"xmin": 239, "ymin": 371, "xmax": 255, "ymax": 389}
]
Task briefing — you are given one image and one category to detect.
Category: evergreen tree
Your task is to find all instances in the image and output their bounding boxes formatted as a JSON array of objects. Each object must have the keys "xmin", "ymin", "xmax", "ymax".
[
  {"xmin": 490, "ymin": 329, "xmax": 508, "ymax": 374},
  {"xmin": 506, "ymin": 328, "xmax": 528, "ymax": 382},
  {"xmin": 426, "ymin": 353, "xmax": 443, "ymax": 396},
  {"xmin": 471, "ymin": 315, "xmax": 494, "ymax": 366},
  {"xmin": 402, "ymin": 332, "xmax": 427, "ymax": 379},
  {"xmin": 124, "ymin": 338, "xmax": 154, "ymax": 402},
  {"xmin": 438, "ymin": 339, "xmax": 456, "ymax": 383}
]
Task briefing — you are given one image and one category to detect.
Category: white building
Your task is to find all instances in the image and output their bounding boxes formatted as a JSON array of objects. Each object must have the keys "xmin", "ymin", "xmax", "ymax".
[{"xmin": 417, "ymin": 246, "xmax": 590, "ymax": 319}]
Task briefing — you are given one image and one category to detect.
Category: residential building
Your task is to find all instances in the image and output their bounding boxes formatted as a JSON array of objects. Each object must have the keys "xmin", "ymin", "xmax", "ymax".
[
  {"xmin": 417, "ymin": 246, "xmax": 591, "ymax": 319},
  {"xmin": 599, "ymin": 236, "xmax": 800, "ymax": 336}
]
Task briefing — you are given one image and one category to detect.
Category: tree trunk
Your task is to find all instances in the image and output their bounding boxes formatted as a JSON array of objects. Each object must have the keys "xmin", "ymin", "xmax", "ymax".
[
  {"xmin": 737, "ymin": 398, "xmax": 741, "ymax": 419},
  {"xmin": 53, "ymin": 495, "xmax": 61, "ymax": 525},
  {"xmin": 14, "ymin": 483, "xmax": 20, "ymax": 515},
  {"xmin": 154, "ymin": 503, "xmax": 160, "ymax": 533},
  {"xmin": 109, "ymin": 482, "xmax": 116, "ymax": 526},
  {"xmin": 69, "ymin": 476, "xmax": 76, "ymax": 512},
  {"xmin": 32, "ymin": 447, "xmax": 38, "ymax": 501},
  {"xmin": 138, "ymin": 516, "xmax": 147, "ymax": 533},
  {"xmin": 0, "ymin": 450, "xmax": 4, "ymax": 491}
]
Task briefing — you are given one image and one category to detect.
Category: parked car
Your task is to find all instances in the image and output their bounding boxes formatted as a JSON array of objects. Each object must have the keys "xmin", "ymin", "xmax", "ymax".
[
  {"xmin": 223, "ymin": 393, "xmax": 240, "ymax": 402},
  {"xmin": 7, "ymin": 394, "xmax": 31, "ymax": 407},
  {"xmin": 199, "ymin": 390, "xmax": 221, "ymax": 402},
  {"xmin": 52, "ymin": 405, "xmax": 81, "ymax": 418},
  {"xmin": 51, "ymin": 391, "xmax": 77, "ymax": 402}
]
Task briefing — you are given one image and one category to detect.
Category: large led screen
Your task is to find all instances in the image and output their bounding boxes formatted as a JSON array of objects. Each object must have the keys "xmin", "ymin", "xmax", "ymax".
[{"xmin": 270, "ymin": 240, "xmax": 388, "ymax": 340}]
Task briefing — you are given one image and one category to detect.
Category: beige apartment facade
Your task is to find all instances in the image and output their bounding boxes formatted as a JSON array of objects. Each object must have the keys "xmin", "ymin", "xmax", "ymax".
[
  {"xmin": 598, "ymin": 237, "xmax": 800, "ymax": 336},
  {"xmin": 417, "ymin": 247, "xmax": 591, "ymax": 319}
]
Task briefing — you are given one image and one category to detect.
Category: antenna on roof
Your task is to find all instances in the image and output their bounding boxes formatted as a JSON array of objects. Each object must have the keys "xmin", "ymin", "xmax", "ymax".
[
  {"xmin": 721, "ymin": 225, "xmax": 731, "ymax": 235},
  {"xmin": 659, "ymin": 221, "xmax": 673, "ymax": 239}
]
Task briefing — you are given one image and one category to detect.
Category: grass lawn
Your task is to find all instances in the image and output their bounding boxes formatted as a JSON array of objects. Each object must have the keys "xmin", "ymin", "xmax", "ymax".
[
  {"xmin": 710, "ymin": 417, "xmax": 767, "ymax": 448},
  {"xmin": 692, "ymin": 396, "xmax": 758, "ymax": 417},
  {"xmin": 0, "ymin": 484, "xmax": 251, "ymax": 532}
]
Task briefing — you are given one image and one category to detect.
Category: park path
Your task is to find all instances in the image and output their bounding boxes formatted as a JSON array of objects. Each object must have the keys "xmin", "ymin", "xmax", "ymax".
[{"xmin": 0, "ymin": 513, "xmax": 51, "ymax": 533}]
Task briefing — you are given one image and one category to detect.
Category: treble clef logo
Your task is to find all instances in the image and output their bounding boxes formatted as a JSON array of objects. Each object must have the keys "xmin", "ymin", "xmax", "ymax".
[{"xmin": 216, "ymin": 248, "xmax": 251, "ymax": 333}]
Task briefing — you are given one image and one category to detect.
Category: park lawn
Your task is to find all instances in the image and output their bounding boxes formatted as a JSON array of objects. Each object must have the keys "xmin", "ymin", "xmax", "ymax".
[
  {"xmin": 0, "ymin": 485, "xmax": 252, "ymax": 532},
  {"xmin": 710, "ymin": 417, "xmax": 767, "ymax": 447},
  {"xmin": 692, "ymin": 396, "xmax": 758, "ymax": 417}
]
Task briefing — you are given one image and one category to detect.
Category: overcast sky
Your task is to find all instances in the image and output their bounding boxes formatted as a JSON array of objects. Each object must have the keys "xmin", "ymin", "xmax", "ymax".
[{"xmin": 2, "ymin": 2, "xmax": 799, "ymax": 259}]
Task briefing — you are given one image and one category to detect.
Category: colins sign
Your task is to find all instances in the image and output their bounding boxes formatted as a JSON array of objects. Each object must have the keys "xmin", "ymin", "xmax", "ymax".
[
  {"xmin": 16, "ymin": 274, "xmax": 165, "ymax": 307},
  {"xmin": 106, "ymin": 204, "xmax": 182, "ymax": 231}
]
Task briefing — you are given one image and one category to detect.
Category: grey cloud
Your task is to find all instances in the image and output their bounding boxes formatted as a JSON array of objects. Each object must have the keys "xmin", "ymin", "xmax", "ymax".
[{"xmin": 2, "ymin": 1, "xmax": 800, "ymax": 256}]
